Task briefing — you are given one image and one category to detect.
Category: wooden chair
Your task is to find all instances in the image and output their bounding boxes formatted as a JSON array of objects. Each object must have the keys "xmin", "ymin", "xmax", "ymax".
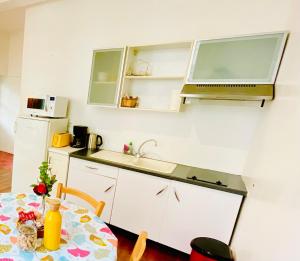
[
  {"xmin": 56, "ymin": 183, "xmax": 105, "ymax": 217},
  {"xmin": 129, "ymin": 231, "xmax": 148, "ymax": 261}
]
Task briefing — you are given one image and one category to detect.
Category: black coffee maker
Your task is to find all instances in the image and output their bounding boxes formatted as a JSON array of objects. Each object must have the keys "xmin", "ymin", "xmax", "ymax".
[{"xmin": 71, "ymin": 125, "xmax": 88, "ymax": 148}]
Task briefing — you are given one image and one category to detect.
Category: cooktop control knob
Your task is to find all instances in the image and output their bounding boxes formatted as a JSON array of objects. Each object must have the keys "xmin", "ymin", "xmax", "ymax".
[{"xmin": 216, "ymin": 180, "xmax": 223, "ymax": 185}]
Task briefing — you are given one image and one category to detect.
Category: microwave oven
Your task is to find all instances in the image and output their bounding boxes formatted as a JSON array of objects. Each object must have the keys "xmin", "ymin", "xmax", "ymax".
[{"xmin": 26, "ymin": 96, "xmax": 68, "ymax": 118}]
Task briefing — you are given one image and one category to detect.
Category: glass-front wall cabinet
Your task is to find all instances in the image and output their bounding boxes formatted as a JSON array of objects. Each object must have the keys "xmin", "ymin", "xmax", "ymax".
[
  {"xmin": 88, "ymin": 48, "xmax": 125, "ymax": 106},
  {"xmin": 187, "ymin": 32, "xmax": 287, "ymax": 84}
]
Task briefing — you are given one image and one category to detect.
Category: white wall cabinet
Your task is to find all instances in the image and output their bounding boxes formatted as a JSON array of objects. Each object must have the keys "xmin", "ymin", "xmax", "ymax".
[
  {"xmin": 110, "ymin": 169, "xmax": 170, "ymax": 241},
  {"xmin": 88, "ymin": 48, "xmax": 126, "ymax": 107},
  {"xmin": 88, "ymin": 42, "xmax": 192, "ymax": 112},
  {"xmin": 67, "ymin": 158, "xmax": 118, "ymax": 223},
  {"xmin": 186, "ymin": 32, "xmax": 287, "ymax": 84},
  {"xmin": 159, "ymin": 180, "xmax": 243, "ymax": 253}
]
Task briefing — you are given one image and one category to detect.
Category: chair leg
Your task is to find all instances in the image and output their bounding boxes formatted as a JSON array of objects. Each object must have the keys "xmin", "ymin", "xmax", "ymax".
[
  {"xmin": 95, "ymin": 201, "xmax": 105, "ymax": 217},
  {"xmin": 56, "ymin": 183, "xmax": 63, "ymax": 199},
  {"xmin": 231, "ymin": 249, "xmax": 236, "ymax": 261}
]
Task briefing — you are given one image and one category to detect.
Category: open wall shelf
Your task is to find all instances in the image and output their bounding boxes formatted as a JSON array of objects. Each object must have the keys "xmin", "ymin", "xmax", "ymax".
[{"xmin": 120, "ymin": 42, "xmax": 192, "ymax": 112}]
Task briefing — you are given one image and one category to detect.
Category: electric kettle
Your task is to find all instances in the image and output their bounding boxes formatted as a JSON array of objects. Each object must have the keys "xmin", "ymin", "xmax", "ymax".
[{"xmin": 87, "ymin": 133, "xmax": 103, "ymax": 150}]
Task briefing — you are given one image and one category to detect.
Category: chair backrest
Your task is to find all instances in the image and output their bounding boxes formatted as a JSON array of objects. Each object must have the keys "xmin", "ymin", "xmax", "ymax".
[
  {"xmin": 56, "ymin": 183, "xmax": 105, "ymax": 217},
  {"xmin": 129, "ymin": 231, "xmax": 148, "ymax": 261}
]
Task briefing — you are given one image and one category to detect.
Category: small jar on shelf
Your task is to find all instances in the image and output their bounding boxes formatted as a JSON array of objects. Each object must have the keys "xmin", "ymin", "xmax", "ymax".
[
  {"xmin": 127, "ymin": 59, "xmax": 152, "ymax": 76},
  {"xmin": 121, "ymin": 96, "xmax": 139, "ymax": 108}
]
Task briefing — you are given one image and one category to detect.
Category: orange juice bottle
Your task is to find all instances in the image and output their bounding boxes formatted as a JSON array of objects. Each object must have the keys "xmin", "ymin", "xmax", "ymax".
[{"xmin": 44, "ymin": 199, "xmax": 62, "ymax": 250}]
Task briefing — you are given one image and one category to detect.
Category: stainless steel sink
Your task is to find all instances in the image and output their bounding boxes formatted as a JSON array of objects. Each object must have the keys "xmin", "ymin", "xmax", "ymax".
[{"xmin": 90, "ymin": 150, "xmax": 177, "ymax": 174}]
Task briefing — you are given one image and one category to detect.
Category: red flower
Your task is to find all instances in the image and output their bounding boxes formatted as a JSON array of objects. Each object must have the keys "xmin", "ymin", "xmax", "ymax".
[{"xmin": 33, "ymin": 183, "xmax": 48, "ymax": 195}]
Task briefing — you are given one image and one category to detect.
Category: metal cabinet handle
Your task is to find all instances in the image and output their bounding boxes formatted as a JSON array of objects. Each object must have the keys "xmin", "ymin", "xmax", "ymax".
[
  {"xmin": 48, "ymin": 156, "xmax": 51, "ymax": 164},
  {"xmin": 174, "ymin": 189, "xmax": 180, "ymax": 202},
  {"xmin": 85, "ymin": 165, "xmax": 98, "ymax": 170},
  {"xmin": 104, "ymin": 185, "xmax": 114, "ymax": 193},
  {"xmin": 155, "ymin": 186, "xmax": 168, "ymax": 196}
]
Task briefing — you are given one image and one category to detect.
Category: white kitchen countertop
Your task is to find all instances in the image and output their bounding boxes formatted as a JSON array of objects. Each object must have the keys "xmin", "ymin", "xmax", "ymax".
[{"xmin": 48, "ymin": 146, "xmax": 82, "ymax": 155}]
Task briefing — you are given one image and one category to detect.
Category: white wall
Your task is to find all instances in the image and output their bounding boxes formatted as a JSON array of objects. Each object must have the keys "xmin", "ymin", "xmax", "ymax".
[
  {"xmin": 0, "ymin": 30, "xmax": 24, "ymax": 153},
  {"xmin": 19, "ymin": 0, "xmax": 300, "ymax": 260},
  {"xmin": 232, "ymin": 0, "xmax": 300, "ymax": 260},
  {"xmin": 0, "ymin": 32, "xmax": 9, "ymax": 76},
  {"xmin": 20, "ymin": 0, "xmax": 293, "ymax": 175}
]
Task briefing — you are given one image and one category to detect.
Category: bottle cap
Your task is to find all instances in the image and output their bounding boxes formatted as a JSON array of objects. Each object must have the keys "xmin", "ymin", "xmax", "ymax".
[{"xmin": 46, "ymin": 198, "xmax": 61, "ymax": 211}]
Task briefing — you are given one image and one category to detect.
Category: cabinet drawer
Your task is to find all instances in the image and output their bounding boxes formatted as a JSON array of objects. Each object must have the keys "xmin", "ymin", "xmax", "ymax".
[
  {"xmin": 49, "ymin": 152, "xmax": 69, "ymax": 167},
  {"xmin": 69, "ymin": 157, "xmax": 118, "ymax": 179}
]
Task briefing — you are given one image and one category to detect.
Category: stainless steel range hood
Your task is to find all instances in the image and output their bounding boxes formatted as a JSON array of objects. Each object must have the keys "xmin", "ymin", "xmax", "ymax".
[
  {"xmin": 180, "ymin": 84, "xmax": 274, "ymax": 101},
  {"xmin": 181, "ymin": 32, "xmax": 288, "ymax": 101}
]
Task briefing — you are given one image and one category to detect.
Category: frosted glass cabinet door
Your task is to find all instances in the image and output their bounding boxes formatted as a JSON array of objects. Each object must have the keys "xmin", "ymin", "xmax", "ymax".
[
  {"xmin": 187, "ymin": 32, "xmax": 287, "ymax": 84},
  {"xmin": 88, "ymin": 48, "xmax": 125, "ymax": 106}
]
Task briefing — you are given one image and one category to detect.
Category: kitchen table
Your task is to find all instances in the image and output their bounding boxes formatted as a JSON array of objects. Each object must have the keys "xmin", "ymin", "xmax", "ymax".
[{"xmin": 0, "ymin": 193, "xmax": 117, "ymax": 260}]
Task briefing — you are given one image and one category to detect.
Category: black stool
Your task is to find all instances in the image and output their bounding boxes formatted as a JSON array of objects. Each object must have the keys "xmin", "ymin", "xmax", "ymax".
[{"xmin": 190, "ymin": 237, "xmax": 234, "ymax": 261}]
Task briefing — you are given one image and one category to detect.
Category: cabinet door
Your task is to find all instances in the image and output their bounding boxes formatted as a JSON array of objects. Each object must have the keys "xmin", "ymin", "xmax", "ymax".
[
  {"xmin": 67, "ymin": 158, "xmax": 118, "ymax": 223},
  {"xmin": 111, "ymin": 169, "xmax": 170, "ymax": 241},
  {"xmin": 160, "ymin": 181, "xmax": 242, "ymax": 253},
  {"xmin": 48, "ymin": 152, "xmax": 69, "ymax": 194},
  {"xmin": 187, "ymin": 32, "xmax": 287, "ymax": 84},
  {"xmin": 88, "ymin": 48, "xmax": 126, "ymax": 107},
  {"xmin": 12, "ymin": 118, "xmax": 49, "ymax": 193}
]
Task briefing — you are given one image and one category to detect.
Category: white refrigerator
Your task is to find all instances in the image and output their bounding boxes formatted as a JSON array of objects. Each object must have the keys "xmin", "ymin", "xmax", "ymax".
[{"xmin": 12, "ymin": 116, "xmax": 68, "ymax": 193}]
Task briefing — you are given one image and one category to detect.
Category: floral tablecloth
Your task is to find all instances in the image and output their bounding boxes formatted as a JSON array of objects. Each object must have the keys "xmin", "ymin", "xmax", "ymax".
[{"xmin": 0, "ymin": 193, "xmax": 117, "ymax": 261}]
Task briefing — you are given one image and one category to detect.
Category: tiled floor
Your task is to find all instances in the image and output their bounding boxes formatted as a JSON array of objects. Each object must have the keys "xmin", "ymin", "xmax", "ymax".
[
  {"xmin": 0, "ymin": 151, "xmax": 13, "ymax": 192},
  {"xmin": 0, "ymin": 151, "xmax": 190, "ymax": 260}
]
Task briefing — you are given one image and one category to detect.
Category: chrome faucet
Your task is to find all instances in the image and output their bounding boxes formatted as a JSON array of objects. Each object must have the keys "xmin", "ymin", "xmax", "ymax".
[{"xmin": 136, "ymin": 139, "xmax": 158, "ymax": 159}]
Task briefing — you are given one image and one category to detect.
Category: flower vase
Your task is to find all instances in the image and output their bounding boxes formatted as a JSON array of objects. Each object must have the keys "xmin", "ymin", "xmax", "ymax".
[
  {"xmin": 37, "ymin": 196, "xmax": 46, "ymax": 238},
  {"xmin": 41, "ymin": 196, "xmax": 46, "ymax": 216}
]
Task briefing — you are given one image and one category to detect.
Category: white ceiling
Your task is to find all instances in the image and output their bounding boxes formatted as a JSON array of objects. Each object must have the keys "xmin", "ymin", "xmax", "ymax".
[
  {"xmin": 0, "ymin": 0, "xmax": 48, "ymax": 12},
  {"xmin": 0, "ymin": 0, "xmax": 50, "ymax": 32}
]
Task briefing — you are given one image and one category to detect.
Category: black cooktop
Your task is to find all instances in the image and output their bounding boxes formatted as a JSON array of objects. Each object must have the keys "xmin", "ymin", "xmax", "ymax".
[{"xmin": 187, "ymin": 168, "xmax": 228, "ymax": 187}]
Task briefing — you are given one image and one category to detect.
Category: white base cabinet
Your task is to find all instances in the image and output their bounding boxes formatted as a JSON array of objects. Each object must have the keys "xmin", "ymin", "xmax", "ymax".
[
  {"xmin": 110, "ymin": 169, "xmax": 170, "ymax": 241},
  {"xmin": 110, "ymin": 169, "xmax": 242, "ymax": 254},
  {"xmin": 48, "ymin": 147, "xmax": 83, "ymax": 195},
  {"xmin": 48, "ymin": 151, "xmax": 70, "ymax": 194},
  {"xmin": 67, "ymin": 158, "xmax": 118, "ymax": 223},
  {"xmin": 66, "ymin": 159, "xmax": 243, "ymax": 254},
  {"xmin": 159, "ymin": 180, "xmax": 242, "ymax": 253}
]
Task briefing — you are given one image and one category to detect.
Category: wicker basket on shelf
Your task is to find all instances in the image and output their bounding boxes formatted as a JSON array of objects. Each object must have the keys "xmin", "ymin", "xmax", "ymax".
[{"xmin": 121, "ymin": 96, "xmax": 138, "ymax": 108}]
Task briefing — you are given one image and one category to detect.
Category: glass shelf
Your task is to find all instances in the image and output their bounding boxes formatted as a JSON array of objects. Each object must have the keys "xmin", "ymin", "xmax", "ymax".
[
  {"xmin": 125, "ymin": 75, "xmax": 184, "ymax": 80},
  {"xmin": 119, "ymin": 106, "xmax": 178, "ymax": 113},
  {"xmin": 93, "ymin": 81, "xmax": 117, "ymax": 84}
]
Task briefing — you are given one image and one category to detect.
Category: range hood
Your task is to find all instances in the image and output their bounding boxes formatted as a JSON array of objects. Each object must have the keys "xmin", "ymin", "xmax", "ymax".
[
  {"xmin": 181, "ymin": 32, "xmax": 288, "ymax": 102},
  {"xmin": 180, "ymin": 84, "xmax": 274, "ymax": 101}
]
